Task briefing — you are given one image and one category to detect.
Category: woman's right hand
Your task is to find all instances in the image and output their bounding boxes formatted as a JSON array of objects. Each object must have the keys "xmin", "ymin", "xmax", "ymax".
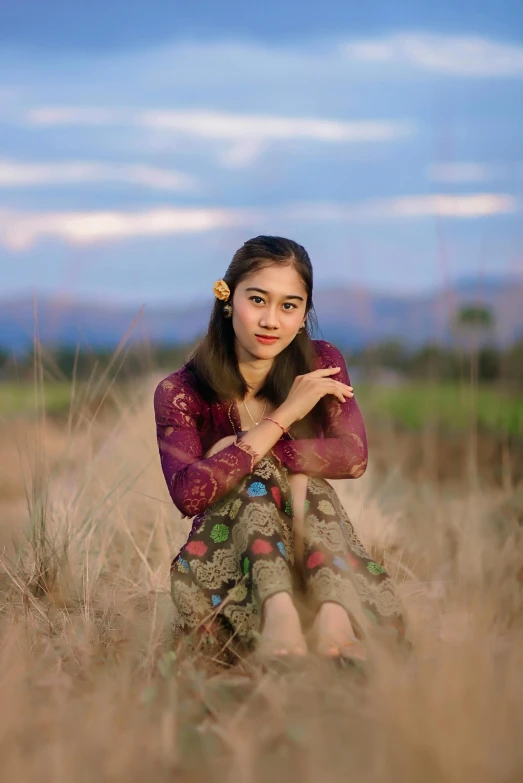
[{"xmin": 277, "ymin": 367, "xmax": 354, "ymax": 424}]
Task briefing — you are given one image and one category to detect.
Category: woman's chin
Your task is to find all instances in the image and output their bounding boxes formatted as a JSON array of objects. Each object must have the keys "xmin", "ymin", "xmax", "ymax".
[
  {"xmin": 252, "ymin": 343, "xmax": 284, "ymax": 359},
  {"xmin": 236, "ymin": 335, "xmax": 287, "ymax": 361}
]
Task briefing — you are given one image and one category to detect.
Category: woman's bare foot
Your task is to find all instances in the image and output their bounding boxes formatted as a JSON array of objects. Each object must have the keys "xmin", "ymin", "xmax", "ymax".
[
  {"xmin": 259, "ymin": 592, "xmax": 308, "ymax": 657},
  {"xmin": 311, "ymin": 602, "xmax": 367, "ymax": 661}
]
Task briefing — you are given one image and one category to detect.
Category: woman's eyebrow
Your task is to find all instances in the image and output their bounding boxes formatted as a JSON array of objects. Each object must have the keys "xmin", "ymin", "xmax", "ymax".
[{"xmin": 244, "ymin": 286, "xmax": 305, "ymax": 301}]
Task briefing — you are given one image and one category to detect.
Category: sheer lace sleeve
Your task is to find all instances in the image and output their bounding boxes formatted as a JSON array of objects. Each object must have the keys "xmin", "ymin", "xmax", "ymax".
[
  {"xmin": 154, "ymin": 373, "xmax": 259, "ymax": 517},
  {"xmin": 271, "ymin": 341, "xmax": 368, "ymax": 479}
]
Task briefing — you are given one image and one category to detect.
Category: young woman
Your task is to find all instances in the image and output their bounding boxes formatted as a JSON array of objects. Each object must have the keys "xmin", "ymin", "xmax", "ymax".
[{"xmin": 154, "ymin": 236, "xmax": 406, "ymax": 662}]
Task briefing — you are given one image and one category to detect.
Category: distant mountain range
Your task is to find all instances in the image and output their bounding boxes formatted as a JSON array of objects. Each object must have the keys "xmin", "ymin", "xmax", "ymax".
[{"xmin": 1, "ymin": 276, "xmax": 522, "ymax": 353}]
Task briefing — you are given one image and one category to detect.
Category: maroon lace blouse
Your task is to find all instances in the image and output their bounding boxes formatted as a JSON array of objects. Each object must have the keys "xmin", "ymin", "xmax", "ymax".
[{"xmin": 154, "ymin": 339, "xmax": 368, "ymax": 519}]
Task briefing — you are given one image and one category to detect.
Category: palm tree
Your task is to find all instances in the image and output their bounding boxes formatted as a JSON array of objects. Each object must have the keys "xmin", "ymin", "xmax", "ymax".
[
  {"xmin": 451, "ymin": 303, "xmax": 496, "ymax": 487},
  {"xmin": 451, "ymin": 303, "xmax": 496, "ymax": 353}
]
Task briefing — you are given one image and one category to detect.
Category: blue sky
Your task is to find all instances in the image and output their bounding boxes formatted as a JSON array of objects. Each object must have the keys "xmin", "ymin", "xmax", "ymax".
[{"xmin": 0, "ymin": 0, "xmax": 522, "ymax": 304}]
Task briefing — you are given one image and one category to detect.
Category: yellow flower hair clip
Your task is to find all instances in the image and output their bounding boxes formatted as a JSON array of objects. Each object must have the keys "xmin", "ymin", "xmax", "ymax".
[{"xmin": 213, "ymin": 279, "xmax": 230, "ymax": 301}]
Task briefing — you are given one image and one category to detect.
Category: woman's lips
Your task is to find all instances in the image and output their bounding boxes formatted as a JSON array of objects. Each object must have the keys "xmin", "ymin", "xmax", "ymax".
[{"xmin": 255, "ymin": 335, "xmax": 279, "ymax": 344}]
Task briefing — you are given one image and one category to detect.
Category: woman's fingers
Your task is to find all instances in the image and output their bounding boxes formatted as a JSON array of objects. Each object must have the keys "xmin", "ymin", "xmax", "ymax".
[
  {"xmin": 309, "ymin": 366, "xmax": 341, "ymax": 376},
  {"xmin": 307, "ymin": 377, "xmax": 354, "ymax": 405},
  {"xmin": 309, "ymin": 368, "xmax": 353, "ymax": 395},
  {"xmin": 327, "ymin": 380, "xmax": 354, "ymax": 403},
  {"xmin": 287, "ymin": 366, "xmax": 354, "ymax": 418}
]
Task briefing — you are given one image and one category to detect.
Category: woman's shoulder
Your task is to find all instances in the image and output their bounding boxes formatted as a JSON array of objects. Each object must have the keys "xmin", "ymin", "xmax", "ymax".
[
  {"xmin": 154, "ymin": 363, "xmax": 203, "ymax": 410},
  {"xmin": 311, "ymin": 339, "xmax": 346, "ymax": 367}
]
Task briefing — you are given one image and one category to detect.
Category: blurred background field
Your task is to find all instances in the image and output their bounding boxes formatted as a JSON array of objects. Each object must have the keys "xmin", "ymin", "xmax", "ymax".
[
  {"xmin": 3, "ymin": 375, "xmax": 522, "ymax": 432},
  {"xmin": 2, "ymin": 335, "xmax": 522, "ymax": 489},
  {"xmin": 3, "ymin": 333, "xmax": 522, "ymax": 426},
  {"xmin": 2, "ymin": 0, "xmax": 523, "ymax": 779}
]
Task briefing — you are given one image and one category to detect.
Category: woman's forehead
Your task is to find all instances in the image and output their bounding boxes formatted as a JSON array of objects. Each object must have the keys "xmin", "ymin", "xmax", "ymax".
[{"xmin": 240, "ymin": 264, "xmax": 307, "ymax": 294}]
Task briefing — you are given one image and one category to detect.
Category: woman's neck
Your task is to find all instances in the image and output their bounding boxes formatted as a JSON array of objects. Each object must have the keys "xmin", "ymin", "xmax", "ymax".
[
  {"xmin": 235, "ymin": 343, "xmax": 273, "ymax": 399},
  {"xmin": 237, "ymin": 358, "xmax": 273, "ymax": 398}
]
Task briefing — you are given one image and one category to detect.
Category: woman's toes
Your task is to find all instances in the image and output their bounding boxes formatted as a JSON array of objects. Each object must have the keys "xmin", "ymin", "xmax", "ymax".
[
  {"xmin": 312, "ymin": 603, "xmax": 367, "ymax": 661},
  {"xmin": 259, "ymin": 614, "xmax": 308, "ymax": 657},
  {"xmin": 315, "ymin": 639, "xmax": 340, "ymax": 657},
  {"xmin": 315, "ymin": 635, "xmax": 366, "ymax": 661},
  {"xmin": 266, "ymin": 634, "xmax": 308, "ymax": 656},
  {"xmin": 259, "ymin": 639, "xmax": 307, "ymax": 658},
  {"xmin": 289, "ymin": 642, "xmax": 308, "ymax": 656},
  {"xmin": 337, "ymin": 639, "xmax": 367, "ymax": 661}
]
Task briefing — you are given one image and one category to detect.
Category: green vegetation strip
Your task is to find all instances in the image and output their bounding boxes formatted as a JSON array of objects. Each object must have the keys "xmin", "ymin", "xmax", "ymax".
[
  {"xmin": 0, "ymin": 382, "xmax": 76, "ymax": 416},
  {"xmin": 0, "ymin": 381, "xmax": 117, "ymax": 418},
  {"xmin": 357, "ymin": 382, "xmax": 523, "ymax": 436}
]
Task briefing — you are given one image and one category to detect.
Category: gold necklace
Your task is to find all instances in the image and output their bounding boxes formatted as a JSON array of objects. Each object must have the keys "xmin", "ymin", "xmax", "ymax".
[{"xmin": 243, "ymin": 398, "xmax": 268, "ymax": 427}]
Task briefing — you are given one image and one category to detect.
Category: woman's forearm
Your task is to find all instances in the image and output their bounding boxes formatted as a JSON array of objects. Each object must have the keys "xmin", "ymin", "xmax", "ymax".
[{"xmin": 236, "ymin": 403, "xmax": 296, "ymax": 463}]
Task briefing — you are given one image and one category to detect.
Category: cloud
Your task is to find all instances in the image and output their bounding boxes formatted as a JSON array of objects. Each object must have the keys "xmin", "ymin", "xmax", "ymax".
[
  {"xmin": 0, "ymin": 206, "xmax": 253, "ymax": 251},
  {"xmin": 217, "ymin": 139, "xmax": 267, "ymax": 168},
  {"xmin": 26, "ymin": 106, "xmax": 415, "ymax": 145},
  {"xmin": 359, "ymin": 193, "xmax": 516, "ymax": 219},
  {"xmin": 343, "ymin": 33, "xmax": 523, "ymax": 77},
  {"xmin": 426, "ymin": 162, "xmax": 523, "ymax": 183},
  {"xmin": 425, "ymin": 162, "xmax": 498, "ymax": 183},
  {"xmin": 0, "ymin": 158, "xmax": 200, "ymax": 191},
  {"xmin": 0, "ymin": 193, "xmax": 516, "ymax": 251},
  {"xmin": 136, "ymin": 109, "xmax": 414, "ymax": 143},
  {"xmin": 27, "ymin": 107, "xmax": 118, "ymax": 125},
  {"xmin": 23, "ymin": 106, "xmax": 415, "ymax": 170},
  {"xmin": 283, "ymin": 193, "xmax": 518, "ymax": 221}
]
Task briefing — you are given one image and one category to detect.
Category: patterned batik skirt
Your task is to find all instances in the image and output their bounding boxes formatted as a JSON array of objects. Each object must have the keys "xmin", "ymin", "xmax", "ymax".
[{"xmin": 170, "ymin": 455, "xmax": 406, "ymax": 653}]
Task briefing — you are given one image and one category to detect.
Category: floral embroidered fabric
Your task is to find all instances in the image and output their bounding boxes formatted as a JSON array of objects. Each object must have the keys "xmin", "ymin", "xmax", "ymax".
[{"xmin": 169, "ymin": 455, "xmax": 406, "ymax": 650}]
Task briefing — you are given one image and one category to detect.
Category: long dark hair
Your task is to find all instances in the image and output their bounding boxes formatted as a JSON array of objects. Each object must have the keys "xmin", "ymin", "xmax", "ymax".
[{"xmin": 185, "ymin": 235, "xmax": 325, "ymax": 438}]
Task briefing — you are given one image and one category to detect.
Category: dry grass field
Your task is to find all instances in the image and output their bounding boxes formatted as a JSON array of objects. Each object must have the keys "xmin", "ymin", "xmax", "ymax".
[{"xmin": 1, "ymin": 364, "xmax": 523, "ymax": 782}]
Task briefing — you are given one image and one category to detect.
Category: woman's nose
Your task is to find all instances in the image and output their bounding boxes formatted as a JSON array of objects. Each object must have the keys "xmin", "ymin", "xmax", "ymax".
[{"xmin": 260, "ymin": 308, "xmax": 280, "ymax": 328}]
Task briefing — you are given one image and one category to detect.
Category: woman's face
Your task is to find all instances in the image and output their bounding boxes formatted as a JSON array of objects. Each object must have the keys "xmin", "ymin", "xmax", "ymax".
[{"xmin": 231, "ymin": 263, "xmax": 308, "ymax": 362}]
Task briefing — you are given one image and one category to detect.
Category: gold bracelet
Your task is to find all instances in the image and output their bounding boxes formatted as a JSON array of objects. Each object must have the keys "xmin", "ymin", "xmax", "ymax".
[{"xmin": 263, "ymin": 416, "xmax": 287, "ymax": 435}]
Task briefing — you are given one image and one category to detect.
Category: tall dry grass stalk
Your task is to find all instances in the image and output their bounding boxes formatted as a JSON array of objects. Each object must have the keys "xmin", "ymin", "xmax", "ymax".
[{"xmin": 1, "ymin": 341, "xmax": 523, "ymax": 782}]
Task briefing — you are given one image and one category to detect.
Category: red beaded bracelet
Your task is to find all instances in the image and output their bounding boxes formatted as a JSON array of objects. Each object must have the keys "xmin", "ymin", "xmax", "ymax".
[{"xmin": 263, "ymin": 416, "xmax": 288, "ymax": 435}]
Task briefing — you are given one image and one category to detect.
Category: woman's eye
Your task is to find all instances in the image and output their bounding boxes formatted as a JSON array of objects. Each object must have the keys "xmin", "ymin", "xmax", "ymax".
[{"xmin": 249, "ymin": 296, "xmax": 296, "ymax": 310}]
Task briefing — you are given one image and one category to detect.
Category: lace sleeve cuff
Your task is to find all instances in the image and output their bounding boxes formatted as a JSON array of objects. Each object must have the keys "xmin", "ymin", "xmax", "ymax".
[
  {"xmin": 270, "ymin": 446, "xmax": 283, "ymax": 468},
  {"xmin": 233, "ymin": 437, "xmax": 260, "ymax": 472}
]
